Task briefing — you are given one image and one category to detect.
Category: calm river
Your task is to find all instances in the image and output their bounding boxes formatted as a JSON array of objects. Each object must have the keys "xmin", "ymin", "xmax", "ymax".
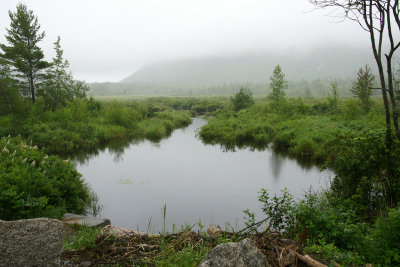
[{"xmin": 75, "ymin": 118, "xmax": 331, "ymax": 232}]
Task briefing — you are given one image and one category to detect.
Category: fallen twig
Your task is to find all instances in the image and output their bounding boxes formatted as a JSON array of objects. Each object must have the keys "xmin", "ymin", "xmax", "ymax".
[
  {"xmin": 291, "ymin": 249, "xmax": 328, "ymax": 267},
  {"xmin": 237, "ymin": 217, "xmax": 270, "ymax": 235}
]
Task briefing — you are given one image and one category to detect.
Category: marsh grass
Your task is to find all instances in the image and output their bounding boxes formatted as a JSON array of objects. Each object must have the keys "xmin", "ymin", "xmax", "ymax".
[
  {"xmin": 63, "ymin": 225, "xmax": 100, "ymax": 251},
  {"xmin": 199, "ymin": 99, "xmax": 386, "ymax": 165}
]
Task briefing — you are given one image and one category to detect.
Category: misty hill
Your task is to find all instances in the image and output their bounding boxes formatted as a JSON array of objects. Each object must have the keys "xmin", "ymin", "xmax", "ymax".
[
  {"xmin": 90, "ymin": 45, "xmax": 377, "ymax": 97},
  {"xmin": 120, "ymin": 46, "xmax": 374, "ymax": 84}
]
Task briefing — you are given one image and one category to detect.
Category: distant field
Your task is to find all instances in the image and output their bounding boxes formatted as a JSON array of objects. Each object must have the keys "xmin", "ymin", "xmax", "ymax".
[
  {"xmin": 92, "ymin": 95, "xmax": 232, "ymax": 102},
  {"xmin": 93, "ymin": 95, "xmax": 162, "ymax": 101},
  {"xmin": 92, "ymin": 94, "xmax": 378, "ymax": 103}
]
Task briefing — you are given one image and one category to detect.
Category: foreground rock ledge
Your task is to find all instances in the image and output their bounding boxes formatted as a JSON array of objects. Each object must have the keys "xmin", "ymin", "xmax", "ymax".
[
  {"xmin": 62, "ymin": 213, "xmax": 110, "ymax": 228},
  {"xmin": 0, "ymin": 218, "xmax": 62, "ymax": 267},
  {"xmin": 199, "ymin": 238, "xmax": 271, "ymax": 267}
]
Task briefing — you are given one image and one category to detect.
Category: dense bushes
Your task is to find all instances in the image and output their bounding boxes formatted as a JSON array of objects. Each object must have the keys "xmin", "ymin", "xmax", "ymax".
[
  {"xmin": 245, "ymin": 189, "xmax": 400, "ymax": 266},
  {"xmin": 331, "ymin": 129, "xmax": 400, "ymax": 210},
  {"xmin": 199, "ymin": 99, "xmax": 385, "ymax": 163},
  {"xmin": 0, "ymin": 136, "xmax": 91, "ymax": 220},
  {"xmin": 230, "ymin": 87, "xmax": 254, "ymax": 111},
  {"xmin": 0, "ymin": 98, "xmax": 192, "ymax": 155}
]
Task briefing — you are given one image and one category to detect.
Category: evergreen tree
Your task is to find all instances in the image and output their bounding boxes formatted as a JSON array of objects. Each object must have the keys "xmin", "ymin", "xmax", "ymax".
[
  {"xmin": 0, "ymin": 58, "xmax": 21, "ymax": 115},
  {"xmin": 231, "ymin": 87, "xmax": 254, "ymax": 111},
  {"xmin": 350, "ymin": 65, "xmax": 374, "ymax": 112},
  {"xmin": 269, "ymin": 65, "xmax": 288, "ymax": 113},
  {"xmin": 40, "ymin": 37, "xmax": 88, "ymax": 109},
  {"xmin": 328, "ymin": 80, "xmax": 340, "ymax": 112},
  {"xmin": 0, "ymin": 4, "xmax": 50, "ymax": 103}
]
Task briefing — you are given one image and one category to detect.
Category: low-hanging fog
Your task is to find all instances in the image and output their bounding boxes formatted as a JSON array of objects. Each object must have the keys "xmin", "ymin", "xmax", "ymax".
[{"xmin": 0, "ymin": 0, "xmax": 376, "ymax": 89}]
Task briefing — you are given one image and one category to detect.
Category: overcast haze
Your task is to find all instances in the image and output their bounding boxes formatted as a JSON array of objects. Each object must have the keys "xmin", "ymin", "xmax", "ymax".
[{"xmin": 0, "ymin": 0, "xmax": 370, "ymax": 83}]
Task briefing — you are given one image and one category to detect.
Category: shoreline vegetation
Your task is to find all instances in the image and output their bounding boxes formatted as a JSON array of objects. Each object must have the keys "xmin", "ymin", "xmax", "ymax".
[
  {"xmin": 1, "ymin": 3, "xmax": 399, "ymax": 266},
  {"xmin": 3, "ymin": 95, "xmax": 399, "ymax": 266}
]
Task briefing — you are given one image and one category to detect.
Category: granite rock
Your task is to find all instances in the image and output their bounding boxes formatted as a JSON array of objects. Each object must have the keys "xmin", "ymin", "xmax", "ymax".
[
  {"xmin": 0, "ymin": 218, "xmax": 62, "ymax": 267},
  {"xmin": 199, "ymin": 238, "xmax": 270, "ymax": 267}
]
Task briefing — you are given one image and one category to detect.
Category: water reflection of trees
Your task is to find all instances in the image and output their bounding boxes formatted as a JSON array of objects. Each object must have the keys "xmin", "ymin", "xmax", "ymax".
[
  {"xmin": 213, "ymin": 142, "xmax": 319, "ymax": 172},
  {"xmin": 69, "ymin": 122, "xmax": 185, "ymax": 165},
  {"xmin": 270, "ymin": 152, "xmax": 283, "ymax": 179},
  {"xmin": 71, "ymin": 138, "xmax": 141, "ymax": 165},
  {"xmin": 71, "ymin": 136, "xmax": 167, "ymax": 165},
  {"xmin": 71, "ymin": 139, "xmax": 132, "ymax": 165},
  {"xmin": 272, "ymin": 150, "xmax": 317, "ymax": 171}
]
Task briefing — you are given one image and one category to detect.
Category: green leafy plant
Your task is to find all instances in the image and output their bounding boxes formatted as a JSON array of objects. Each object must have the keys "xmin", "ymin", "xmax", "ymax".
[
  {"xmin": 258, "ymin": 188, "xmax": 295, "ymax": 233},
  {"xmin": 0, "ymin": 136, "xmax": 93, "ymax": 220},
  {"xmin": 231, "ymin": 87, "xmax": 254, "ymax": 111}
]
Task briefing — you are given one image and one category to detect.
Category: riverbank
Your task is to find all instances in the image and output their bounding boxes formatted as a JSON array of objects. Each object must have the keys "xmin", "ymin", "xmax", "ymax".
[
  {"xmin": 199, "ymin": 99, "xmax": 385, "ymax": 165},
  {"xmin": 61, "ymin": 222, "xmax": 319, "ymax": 266}
]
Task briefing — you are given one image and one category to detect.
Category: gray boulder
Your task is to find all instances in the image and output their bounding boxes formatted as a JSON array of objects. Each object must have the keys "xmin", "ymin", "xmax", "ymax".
[
  {"xmin": 0, "ymin": 218, "xmax": 62, "ymax": 267},
  {"xmin": 199, "ymin": 238, "xmax": 270, "ymax": 267}
]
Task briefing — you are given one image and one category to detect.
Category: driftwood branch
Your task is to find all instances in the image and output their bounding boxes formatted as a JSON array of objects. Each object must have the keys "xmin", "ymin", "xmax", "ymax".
[
  {"xmin": 291, "ymin": 250, "xmax": 328, "ymax": 267},
  {"xmin": 236, "ymin": 217, "xmax": 270, "ymax": 235}
]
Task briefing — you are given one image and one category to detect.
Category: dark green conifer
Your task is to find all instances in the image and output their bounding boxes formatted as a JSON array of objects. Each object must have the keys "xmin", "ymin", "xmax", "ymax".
[{"xmin": 0, "ymin": 4, "xmax": 50, "ymax": 103}]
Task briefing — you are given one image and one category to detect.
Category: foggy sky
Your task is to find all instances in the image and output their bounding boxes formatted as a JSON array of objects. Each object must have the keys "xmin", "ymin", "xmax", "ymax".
[{"xmin": 0, "ymin": 0, "xmax": 370, "ymax": 82}]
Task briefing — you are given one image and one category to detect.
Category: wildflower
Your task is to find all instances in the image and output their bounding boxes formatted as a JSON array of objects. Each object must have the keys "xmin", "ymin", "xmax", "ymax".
[
  {"xmin": 2, "ymin": 146, "xmax": 9, "ymax": 153},
  {"xmin": 31, "ymin": 160, "xmax": 35, "ymax": 166},
  {"xmin": 22, "ymin": 158, "xmax": 27, "ymax": 162}
]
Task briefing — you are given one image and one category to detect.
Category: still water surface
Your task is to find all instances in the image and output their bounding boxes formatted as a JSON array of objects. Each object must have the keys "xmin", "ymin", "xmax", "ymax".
[{"xmin": 75, "ymin": 118, "xmax": 331, "ymax": 232}]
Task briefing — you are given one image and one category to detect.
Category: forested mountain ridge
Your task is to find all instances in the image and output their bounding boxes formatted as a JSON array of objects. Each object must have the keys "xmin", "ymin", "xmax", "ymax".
[
  {"xmin": 121, "ymin": 45, "xmax": 374, "ymax": 85},
  {"xmin": 89, "ymin": 45, "xmax": 375, "ymax": 96}
]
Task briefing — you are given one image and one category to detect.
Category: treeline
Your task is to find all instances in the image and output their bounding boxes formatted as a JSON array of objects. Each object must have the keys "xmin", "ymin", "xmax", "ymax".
[{"xmin": 88, "ymin": 78, "xmax": 373, "ymax": 97}]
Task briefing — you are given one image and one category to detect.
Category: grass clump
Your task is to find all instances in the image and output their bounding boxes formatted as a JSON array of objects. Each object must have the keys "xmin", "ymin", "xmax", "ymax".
[{"xmin": 63, "ymin": 225, "xmax": 100, "ymax": 251}]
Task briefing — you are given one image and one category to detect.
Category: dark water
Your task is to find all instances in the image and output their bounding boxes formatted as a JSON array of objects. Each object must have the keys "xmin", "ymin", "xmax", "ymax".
[{"xmin": 75, "ymin": 118, "xmax": 331, "ymax": 232}]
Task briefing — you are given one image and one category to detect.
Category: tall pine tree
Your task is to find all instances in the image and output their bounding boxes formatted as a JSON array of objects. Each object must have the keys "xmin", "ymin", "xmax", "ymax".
[
  {"xmin": 0, "ymin": 58, "xmax": 22, "ymax": 116},
  {"xmin": 350, "ymin": 65, "xmax": 375, "ymax": 112},
  {"xmin": 0, "ymin": 4, "xmax": 50, "ymax": 103},
  {"xmin": 39, "ymin": 36, "xmax": 88, "ymax": 109}
]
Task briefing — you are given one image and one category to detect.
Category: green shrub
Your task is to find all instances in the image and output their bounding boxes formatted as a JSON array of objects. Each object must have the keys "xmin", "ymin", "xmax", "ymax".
[
  {"xmin": 0, "ymin": 136, "xmax": 92, "ymax": 220},
  {"xmin": 231, "ymin": 87, "xmax": 254, "ymax": 111},
  {"xmin": 144, "ymin": 124, "xmax": 167, "ymax": 141},
  {"xmin": 105, "ymin": 102, "xmax": 140, "ymax": 128},
  {"xmin": 362, "ymin": 206, "xmax": 400, "ymax": 265},
  {"xmin": 331, "ymin": 129, "xmax": 400, "ymax": 209},
  {"xmin": 258, "ymin": 188, "xmax": 295, "ymax": 233},
  {"xmin": 273, "ymin": 130, "xmax": 295, "ymax": 150}
]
